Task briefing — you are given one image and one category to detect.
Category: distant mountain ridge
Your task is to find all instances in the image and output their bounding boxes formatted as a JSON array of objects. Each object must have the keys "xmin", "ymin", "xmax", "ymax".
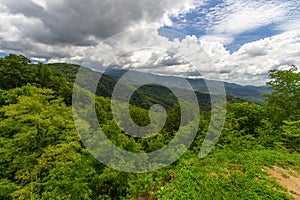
[
  {"xmin": 104, "ymin": 69, "xmax": 270, "ymax": 102},
  {"xmin": 47, "ymin": 63, "xmax": 269, "ymax": 104}
]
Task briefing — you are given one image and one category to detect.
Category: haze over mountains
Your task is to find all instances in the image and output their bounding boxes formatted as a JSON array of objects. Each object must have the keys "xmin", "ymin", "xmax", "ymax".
[
  {"xmin": 48, "ymin": 63, "xmax": 270, "ymax": 104},
  {"xmin": 105, "ymin": 68, "xmax": 270, "ymax": 102}
]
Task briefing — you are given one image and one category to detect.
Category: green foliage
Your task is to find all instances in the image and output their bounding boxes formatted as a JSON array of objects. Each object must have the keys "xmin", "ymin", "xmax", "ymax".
[
  {"xmin": 227, "ymin": 103, "xmax": 264, "ymax": 135},
  {"xmin": 124, "ymin": 148, "xmax": 300, "ymax": 200},
  {"xmin": 41, "ymin": 155, "xmax": 95, "ymax": 200},
  {"xmin": 154, "ymin": 149, "xmax": 299, "ymax": 200},
  {"xmin": 36, "ymin": 63, "xmax": 73, "ymax": 104},
  {"xmin": 0, "ymin": 54, "xmax": 35, "ymax": 89},
  {"xmin": 0, "ymin": 55, "xmax": 299, "ymax": 199},
  {"xmin": 0, "ymin": 179, "xmax": 19, "ymax": 199},
  {"xmin": 0, "ymin": 86, "xmax": 96, "ymax": 199},
  {"xmin": 265, "ymin": 65, "xmax": 300, "ymax": 125},
  {"xmin": 279, "ymin": 120, "xmax": 300, "ymax": 149},
  {"xmin": 48, "ymin": 63, "xmax": 248, "ymax": 111},
  {"xmin": 0, "ymin": 55, "xmax": 73, "ymax": 105},
  {"xmin": 92, "ymin": 168, "xmax": 130, "ymax": 199}
]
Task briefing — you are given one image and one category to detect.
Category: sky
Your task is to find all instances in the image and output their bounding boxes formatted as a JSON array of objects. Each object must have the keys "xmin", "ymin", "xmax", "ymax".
[{"xmin": 0, "ymin": 0, "xmax": 299, "ymax": 85}]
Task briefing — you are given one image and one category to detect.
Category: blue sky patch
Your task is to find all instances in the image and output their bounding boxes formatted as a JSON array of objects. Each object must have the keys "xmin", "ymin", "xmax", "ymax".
[
  {"xmin": 225, "ymin": 24, "xmax": 283, "ymax": 52},
  {"xmin": 160, "ymin": 0, "xmax": 296, "ymax": 52}
]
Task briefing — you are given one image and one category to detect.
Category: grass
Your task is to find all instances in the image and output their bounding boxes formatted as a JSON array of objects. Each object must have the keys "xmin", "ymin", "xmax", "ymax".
[{"xmin": 127, "ymin": 148, "xmax": 300, "ymax": 200}]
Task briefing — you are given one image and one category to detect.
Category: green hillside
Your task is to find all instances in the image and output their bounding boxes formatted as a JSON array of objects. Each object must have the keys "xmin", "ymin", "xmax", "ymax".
[
  {"xmin": 48, "ymin": 64, "xmax": 246, "ymax": 111},
  {"xmin": 105, "ymin": 69, "xmax": 270, "ymax": 102}
]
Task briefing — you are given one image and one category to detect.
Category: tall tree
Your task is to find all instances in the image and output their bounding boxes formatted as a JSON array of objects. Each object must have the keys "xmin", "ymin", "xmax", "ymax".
[
  {"xmin": 0, "ymin": 54, "xmax": 36, "ymax": 89},
  {"xmin": 0, "ymin": 86, "xmax": 94, "ymax": 199},
  {"xmin": 265, "ymin": 65, "xmax": 300, "ymax": 125}
]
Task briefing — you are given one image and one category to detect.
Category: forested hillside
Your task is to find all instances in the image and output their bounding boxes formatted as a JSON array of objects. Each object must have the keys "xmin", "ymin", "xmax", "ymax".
[
  {"xmin": 47, "ymin": 63, "xmax": 246, "ymax": 111},
  {"xmin": 85, "ymin": 67, "xmax": 269, "ymax": 102},
  {"xmin": 0, "ymin": 54, "xmax": 299, "ymax": 199}
]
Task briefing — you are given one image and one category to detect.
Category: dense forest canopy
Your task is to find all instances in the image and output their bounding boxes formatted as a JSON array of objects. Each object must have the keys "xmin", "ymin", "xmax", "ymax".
[{"xmin": 0, "ymin": 54, "xmax": 299, "ymax": 199}]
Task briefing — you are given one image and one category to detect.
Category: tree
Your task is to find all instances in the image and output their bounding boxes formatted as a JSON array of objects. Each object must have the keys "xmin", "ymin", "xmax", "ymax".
[
  {"xmin": 0, "ymin": 86, "xmax": 95, "ymax": 199},
  {"xmin": 265, "ymin": 65, "xmax": 300, "ymax": 125},
  {"xmin": 279, "ymin": 120, "xmax": 300, "ymax": 149},
  {"xmin": 0, "ymin": 54, "xmax": 36, "ymax": 89}
]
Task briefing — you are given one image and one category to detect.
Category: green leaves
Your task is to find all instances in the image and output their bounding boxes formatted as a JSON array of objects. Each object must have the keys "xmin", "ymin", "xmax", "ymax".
[
  {"xmin": 280, "ymin": 120, "xmax": 300, "ymax": 149},
  {"xmin": 42, "ymin": 156, "xmax": 95, "ymax": 200},
  {"xmin": 0, "ymin": 54, "xmax": 36, "ymax": 90},
  {"xmin": 0, "ymin": 85, "xmax": 94, "ymax": 199},
  {"xmin": 0, "ymin": 54, "xmax": 73, "ymax": 105},
  {"xmin": 0, "ymin": 179, "xmax": 19, "ymax": 199},
  {"xmin": 265, "ymin": 65, "xmax": 300, "ymax": 125}
]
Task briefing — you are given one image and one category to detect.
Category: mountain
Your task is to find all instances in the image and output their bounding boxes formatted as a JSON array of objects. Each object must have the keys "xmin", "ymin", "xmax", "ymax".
[
  {"xmin": 47, "ymin": 64, "xmax": 267, "ymax": 112},
  {"xmin": 48, "ymin": 64, "xmax": 248, "ymax": 111},
  {"xmin": 188, "ymin": 78, "xmax": 270, "ymax": 102},
  {"xmin": 104, "ymin": 69, "xmax": 270, "ymax": 102}
]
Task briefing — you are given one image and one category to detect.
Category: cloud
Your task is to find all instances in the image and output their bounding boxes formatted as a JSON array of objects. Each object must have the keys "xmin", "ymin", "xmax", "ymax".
[
  {"xmin": 0, "ymin": 0, "xmax": 198, "ymax": 65},
  {"xmin": 107, "ymin": 29, "xmax": 300, "ymax": 85},
  {"xmin": 0, "ymin": 0, "xmax": 299, "ymax": 86},
  {"xmin": 169, "ymin": 0, "xmax": 299, "ymax": 45},
  {"xmin": 206, "ymin": 0, "xmax": 288, "ymax": 35},
  {"xmin": 0, "ymin": 0, "xmax": 196, "ymax": 45},
  {"xmin": 219, "ymin": 30, "xmax": 300, "ymax": 84}
]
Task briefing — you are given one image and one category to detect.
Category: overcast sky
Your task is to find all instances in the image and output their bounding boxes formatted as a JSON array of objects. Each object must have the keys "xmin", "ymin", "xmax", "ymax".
[{"xmin": 0, "ymin": 0, "xmax": 299, "ymax": 85}]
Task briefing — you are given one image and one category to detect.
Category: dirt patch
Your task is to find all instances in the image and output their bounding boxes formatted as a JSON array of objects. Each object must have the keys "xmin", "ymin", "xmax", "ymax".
[
  {"xmin": 265, "ymin": 166, "xmax": 300, "ymax": 200},
  {"xmin": 210, "ymin": 171, "xmax": 217, "ymax": 178}
]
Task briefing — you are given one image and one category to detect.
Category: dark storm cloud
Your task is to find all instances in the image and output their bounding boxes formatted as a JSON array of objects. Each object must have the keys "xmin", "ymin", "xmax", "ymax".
[
  {"xmin": 1, "ymin": 0, "xmax": 45, "ymax": 17},
  {"xmin": 220, "ymin": 69, "xmax": 231, "ymax": 74},
  {"xmin": 1, "ymin": 0, "xmax": 189, "ymax": 46}
]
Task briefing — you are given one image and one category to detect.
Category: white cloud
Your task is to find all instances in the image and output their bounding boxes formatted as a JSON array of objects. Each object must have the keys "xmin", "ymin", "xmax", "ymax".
[
  {"xmin": 164, "ymin": 0, "xmax": 300, "ymax": 46},
  {"xmin": 28, "ymin": 0, "xmax": 47, "ymax": 9},
  {"xmin": 196, "ymin": 0, "xmax": 294, "ymax": 45},
  {"xmin": 102, "ymin": 28, "xmax": 299, "ymax": 85},
  {"xmin": 216, "ymin": 30, "xmax": 300, "ymax": 84},
  {"xmin": 0, "ymin": 0, "xmax": 300, "ymax": 86},
  {"xmin": 276, "ymin": 20, "xmax": 300, "ymax": 32},
  {"xmin": 207, "ymin": 0, "xmax": 288, "ymax": 34},
  {"xmin": 31, "ymin": 57, "xmax": 46, "ymax": 62}
]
